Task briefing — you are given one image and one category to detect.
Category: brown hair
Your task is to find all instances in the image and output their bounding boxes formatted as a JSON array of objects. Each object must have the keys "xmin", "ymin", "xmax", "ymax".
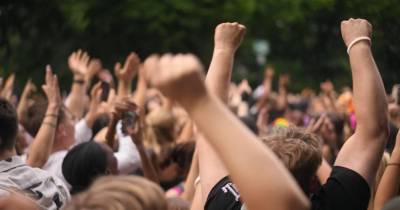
[
  {"xmin": 65, "ymin": 176, "xmax": 167, "ymax": 210},
  {"xmin": 261, "ymin": 127, "xmax": 322, "ymax": 195},
  {"xmin": 23, "ymin": 96, "xmax": 65, "ymax": 136}
]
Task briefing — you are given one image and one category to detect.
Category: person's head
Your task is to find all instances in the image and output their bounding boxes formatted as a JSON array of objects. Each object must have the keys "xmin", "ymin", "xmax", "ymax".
[
  {"xmin": 62, "ymin": 141, "xmax": 117, "ymax": 194},
  {"xmin": 0, "ymin": 98, "xmax": 18, "ymax": 154},
  {"xmin": 24, "ymin": 97, "xmax": 75, "ymax": 151},
  {"xmin": 261, "ymin": 127, "xmax": 322, "ymax": 195},
  {"xmin": 319, "ymin": 113, "xmax": 345, "ymax": 149},
  {"xmin": 65, "ymin": 176, "xmax": 167, "ymax": 210},
  {"xmin": 159, "ymin": 142, "xmax": 195, "ymax": 182},
  {"xmin": 145, "ymin": 108, "xmax": 176, "ymax": 154}
]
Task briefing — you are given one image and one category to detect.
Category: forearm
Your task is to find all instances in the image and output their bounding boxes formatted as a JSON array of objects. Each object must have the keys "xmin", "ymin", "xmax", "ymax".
[
  {"xmin": 350, "ymin": 43, "xmax": 388, "ymax": 137},
  {"xmin": 133, "ymin": 76, "xmax": 147, "ymax": 117},
  {"xmin": 26, "ymin": 104, "xmax": 59, "ymax": 167},
  {"xmin": 84, "ymin": 110, "xmax": 98, "ymax": 129},
  {"xmin": 277, "ymin": 85, "xmax": 288, "ymax": 110},
  {"xmin": 17, "ymin": 93, "xmax": 29, "ymax": 122},
  {"xmin": 105, "ymin": 117, "xmax": 118, "ymax": 149},
  {"xmin": 205, "ymin": 49, "xmax": 235, "ymax": 104},
  {"xmin": 190, "ymin": 185, "xmax": 203, "ymax": 210},
  {"xmin": 181, "ymin": 150, "xmax": 199, "ymax": 202},
  {"xmin": 136, "ymin": 143, "xmax": 159, "ymax": 183},
  {"xmin": 66, "ymin": 76, "xmax": 88, "ymax": 119},
  {"xmin": 374, "ymin": 150, "xmax": 400, "ymax": 210},
  {"xmin": 176, "ymin": 120, "xmax": 194, "ymax": 143},
  {"xmin": 117, "ymin": 80, "xmax": 132, "ymax": 98},
  {"xmin": 183, "ymin": 95, "xmax": 309, "ymax": 210}
]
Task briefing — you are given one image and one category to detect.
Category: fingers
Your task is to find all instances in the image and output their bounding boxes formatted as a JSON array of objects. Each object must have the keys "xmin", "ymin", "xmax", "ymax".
[
  {"xmin": 91, "ymin": 81, "xmax": 102, "ymax": 97},
  {"xmin": 114, "ymin": 62, "xmax": 122, "ymax": 74},
  {"xmin": 45, "ymin": 65, "xmax": 54, "ymax": 87}
]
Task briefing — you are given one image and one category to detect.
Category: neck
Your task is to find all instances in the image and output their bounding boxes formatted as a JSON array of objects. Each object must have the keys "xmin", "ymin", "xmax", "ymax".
[{"xmin": 0, "ymin": 149, "xmax": 16, "ymax": 161}]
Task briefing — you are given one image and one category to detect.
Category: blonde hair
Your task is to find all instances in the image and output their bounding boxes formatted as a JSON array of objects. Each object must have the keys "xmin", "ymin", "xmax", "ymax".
[
  {"xmin": 145, "ymin": 108, "xmax": 175, "ymax": 155},
  {"xmin": 65, "ymin": 176, "xmax": 167, "ymax": 210}
]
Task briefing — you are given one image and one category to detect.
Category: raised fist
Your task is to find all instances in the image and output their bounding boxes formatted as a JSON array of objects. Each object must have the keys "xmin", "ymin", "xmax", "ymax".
[
  {"xmin": 214, "ymin": 22, "xmax": 246, "ymax": 52},
  {"xmin": 340, "ymin": 18, "xmax": 372, "ymax": 47},
  {"xmin": 145, "ymin": 54, "xmax": 206, "ymax": 106}
]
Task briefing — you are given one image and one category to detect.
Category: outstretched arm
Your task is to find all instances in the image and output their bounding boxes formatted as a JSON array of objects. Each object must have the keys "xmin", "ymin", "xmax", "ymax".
[
  {"xmin": 334, "ymin": 18, "xmax": 389, "ymax": 186},
  {"xmin": 27, "ymin": 66, "xmax": 61, "ymax": 167},
  {"xmin": 66, "ymin": 50, "xmax": 102, "ymax": 119},
  {"xmin": 146, "ymin": 54, "xmax": 309, "ymax": 210},
  {"xmin": 205, "ymin": 22, "xmax": 245, "ymax": 103},
  {"xmin": 374, "ymin": 131, "xmax": 400, "ymax": 210},
  {"xmin": 200, "ymin": 22, "xmax": 246, "ymax": 203}
]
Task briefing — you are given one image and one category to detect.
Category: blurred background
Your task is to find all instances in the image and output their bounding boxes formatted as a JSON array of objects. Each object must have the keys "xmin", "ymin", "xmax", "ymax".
[{"xmin": 1, "ymin": 0, "xmax": 399, "ymax": 94}]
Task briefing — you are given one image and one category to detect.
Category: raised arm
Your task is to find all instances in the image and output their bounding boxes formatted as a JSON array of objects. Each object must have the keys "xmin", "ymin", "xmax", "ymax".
[
  {"xmin": 146, "ymin": 54, "xmax": 309, "ymax": 210},
  {"xmin": 115, "ymin": 52, "xmax": 140, "ymax": 98},
  {"xmin": 66, "ymin": 50, "xmax": 102, "ymax": 119},
  {"xmin": 374, "ymin": 131, "xmax": 400, "ymax": 210},
  {"xmin": 205, "ymin": 22, "xmax": 246, "ymax": 103},
  {"xmin": 334, "ymin": 18, "xmax": 389, "ymax": 186},
  {"xmin": 277, "ymin": 73, "xmax": 289, "ymax": 110},
  {"xmin": 17, "ymin": 79, "xmax": 36, "ymax": 123},
  {"xmin": 125, "ymin": 105, "xmax": 159, "ymax": 183},
  {"xmin": 26, "ymin": 66, "xmax": 61, "ymax": 167}
]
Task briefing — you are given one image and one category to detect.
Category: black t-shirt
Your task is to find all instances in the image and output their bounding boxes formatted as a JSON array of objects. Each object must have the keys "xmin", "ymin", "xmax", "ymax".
[
  {"xmin": 311, "ymin": 166, "xmax": 370, "ymax": 210},
  {"xmin": 204, "ymin": 166, "xmax": 370, "ymax": 210}
]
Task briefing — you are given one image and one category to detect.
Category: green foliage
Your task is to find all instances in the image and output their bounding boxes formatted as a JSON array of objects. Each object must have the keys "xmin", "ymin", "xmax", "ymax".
[{"xmin": 1, "ymin": 0, "xmax": 399, "ymax": 93}]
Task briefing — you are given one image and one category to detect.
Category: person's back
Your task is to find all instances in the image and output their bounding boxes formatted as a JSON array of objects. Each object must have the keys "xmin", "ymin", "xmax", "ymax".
[
  {"xmin": 0, "ymin": 97, "xmax": 70, "ymax": 209},
  {"xmin": 0, "ymin": 156, "xmax": 69, "ymax": 209}
]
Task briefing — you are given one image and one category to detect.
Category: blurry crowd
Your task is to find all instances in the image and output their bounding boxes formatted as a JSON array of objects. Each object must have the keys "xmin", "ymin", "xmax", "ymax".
[{"xmin": 0, "ymin": 18, "xmax": 399, "ymax": 210}]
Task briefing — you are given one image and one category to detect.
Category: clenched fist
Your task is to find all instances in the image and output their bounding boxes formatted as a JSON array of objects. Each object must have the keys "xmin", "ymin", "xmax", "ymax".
[
  {"xmin": 341, "ymin": 18, "xmax": 372, "ymax": 47},
  {"xmin": 214, "ymin": 22, "xmax": 246, "ymax": 52},
  {"xmin": 145, "ymin": 54, "xmax": 206, "ymax": 107}
]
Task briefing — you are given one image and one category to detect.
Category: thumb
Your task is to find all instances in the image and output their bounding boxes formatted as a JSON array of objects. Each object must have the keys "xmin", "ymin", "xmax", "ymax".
[{"xmin": 114, "ymin": 62, "xmax": 122, "ymax": 74}]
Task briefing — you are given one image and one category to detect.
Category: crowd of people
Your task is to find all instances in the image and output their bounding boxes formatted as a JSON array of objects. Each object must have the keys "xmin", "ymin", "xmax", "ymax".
[{"xmin": 0, "ymin": 18, "xmax": 399, "ymax": 210}]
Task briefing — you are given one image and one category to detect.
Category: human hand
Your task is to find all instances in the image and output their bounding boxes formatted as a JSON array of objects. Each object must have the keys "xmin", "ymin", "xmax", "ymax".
[
  {"xmin": 22, "ymin": 79, "xmax": 37, "ymax": 97},
  {"xmin": 320, "ymin": 80, "xmax": 334, "ymax": 94},
  {"xmin": 68, "ymin": 49, "xmax": 102, "ymax": 82},
  {"xmin": 264, "ymin": 67, "xmax": 274, "ymax": 79},
  {"xmin": 214, "ymin": 22, "xmax": 246, "ymax": 52},
  {"xmin": 1, "ymin": 74, "xmax": 15, "ymax": 100},
  {"xmin": 42, "ymin": 65, "xmax": 61, "ymax": 108},
  {"xmin": 114, "ymin": 52, "xmax": 140, "ymax": 83},
  {"xmin": 341, "ymin": 18, "xmax": 372, "ymax": 47},
  {"xmin": 279, "ymin": 74, "xmax": 290, "ymax": 87},
  {"xmin": 88, "ymin": 82, "xmax": 103, "ymax": 114},
  {"xmin": 145, "ymin": 54, "xmax": 206, "ymax": 107},
  {"xmin": 306, "ymin": 114, "xmax": 327, "ymax": 134},
  {"xmin": 68, "ymin": 49, "xmax": 90, "ymax": 76},
  {"xmin": 86, "ymin": 58, "xmax": 102, "ymax": 82},
  {"xmin": 238, "ymin": 79, "xmax": 252, "ymax": 95}
]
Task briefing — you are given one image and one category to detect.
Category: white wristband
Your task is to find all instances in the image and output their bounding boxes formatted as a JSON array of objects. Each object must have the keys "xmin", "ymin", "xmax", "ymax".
[
  {"xmin": 194, "ymin": 176, "xmax": 201, "ymax": 187},
  {"xmin": 347, "ymin": 36, "xmax": 371, "ymax": 54}
]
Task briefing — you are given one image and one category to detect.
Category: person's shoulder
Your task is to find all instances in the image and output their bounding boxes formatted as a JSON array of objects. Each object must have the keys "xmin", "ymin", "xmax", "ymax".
[{"xmin": 311, "ymin": 166, "xmax": 370, "ymax": 210}]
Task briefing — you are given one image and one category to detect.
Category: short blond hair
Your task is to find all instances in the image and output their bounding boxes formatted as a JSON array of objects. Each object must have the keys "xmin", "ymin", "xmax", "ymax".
[
  {"xmin": 261, "ymin": 127, "xmax": 322, "ymax": 194},
  {"xmin": 65, "ymin": 176, "xmax": 167, "ymax": 210}
]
